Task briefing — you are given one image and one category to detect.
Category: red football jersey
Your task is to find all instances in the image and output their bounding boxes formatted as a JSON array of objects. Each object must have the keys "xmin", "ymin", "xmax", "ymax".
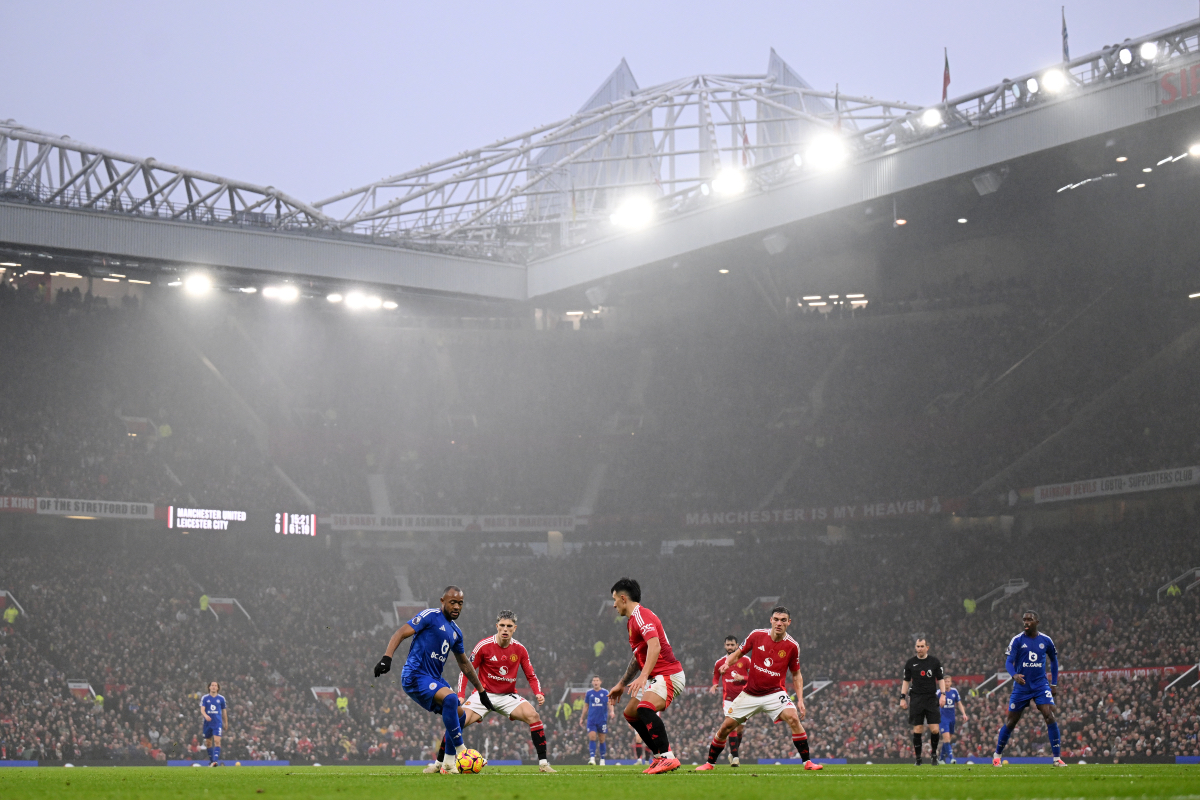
[
  {"xmin": 713, "ymin": 655, "xmax": 750, "ymax": 701},
  {"xmin": 627, "ymin": 604, "xmax": 682, "ymax": 679},
  {"xmin": 738, "ymin": 629, "xmax": 800, "ymax": 696},
  {"xmin": 456, "ymin": 636, "xmax": 542, "ymax": 697}
]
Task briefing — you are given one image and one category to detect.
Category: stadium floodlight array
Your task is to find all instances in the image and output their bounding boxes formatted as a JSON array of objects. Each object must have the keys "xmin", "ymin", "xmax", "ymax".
[{"xmin": 1, "ymin": 19, "xmax": 1198, "ymax": 265}]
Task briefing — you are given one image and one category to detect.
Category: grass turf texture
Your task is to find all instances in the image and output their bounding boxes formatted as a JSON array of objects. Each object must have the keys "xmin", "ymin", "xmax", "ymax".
[{"xmin": 1, "ymin": 764, "xmax": 1195, "ymax": 800}]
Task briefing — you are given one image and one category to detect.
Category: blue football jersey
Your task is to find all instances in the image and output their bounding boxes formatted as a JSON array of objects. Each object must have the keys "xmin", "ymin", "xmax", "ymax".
[
  {"xmin": 942, "ymin": 687, "xmax": 960, "ymax": 714},
  {"xmin": 585, "ymin": 688, "xmax": 609, "ymax": 721},
  {"xmin": 402, "ymin": 608, "xmax": 465, "ymax": 680},
  {"xmin": 1005, "ymin": 632, "xmax": 1058, "ymax": 686},
  {"xmin": 201, "ymin": 693, "xmax": 226, "ymax": 720}
]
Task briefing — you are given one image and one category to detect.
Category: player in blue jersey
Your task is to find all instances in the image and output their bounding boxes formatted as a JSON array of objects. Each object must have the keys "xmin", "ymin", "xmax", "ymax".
[
  {"xmin": 939, "ymin": 676, "xmax": 968, "ymax": 764},
  {"xmin": 200, "ymin": 681, "xmax": 227, "ymax": 766},
  {"xmin": 993, "ymin": 611, "xmax": 1066, "ymax": 767},
  {"xmin": 373, "ymin": 586, "xmax": 495, "ymax": 774},
  {"xmin": 582, "ymin": 675, "xmax": 612, "ymax": 765}
]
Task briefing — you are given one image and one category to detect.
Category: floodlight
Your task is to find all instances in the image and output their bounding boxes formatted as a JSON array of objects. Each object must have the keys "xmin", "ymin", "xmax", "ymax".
[
  {"xmin": 1042, "ymin": 70, "xmax": 1067, "ymax": 93},
  {"xmin": 1116, "ymin": 156, "xmax": 1128, "ymax": 162},
  {"xmin": 610, "ymin": 196, "xmax": 656, "ymax": 228},
  {"xmin": 700, "ymin": 183, "xmax": 711, "ymax": 196},
  {"xmin": 1139, "ymin": 41, "xmax": 1158, "ymax": 61},
  {"xmin": 920, "ymin": 108, "xmax": 943, "ymax": 128},
  {"xmin": 1189, "ymin": 144, "xmax": 1200, "ymax": 156},
  {"xmin": 1136, "ymin": 183, "xmax": 1146, "ymax": 188},
  {"xmin": 1026, "ymin": 77, "xmax": 1040, "ymax": 94},
  {"xmin": 792, "ymin": 154, "xmax": 803, "ymax": 167},
  {"xmin": 240, "ymin": 287, "xmax": 257, "ymax": 293},
  {"xmin": 806, "ymin": 134, "xmax": 849, "ymax": 171},
  {"xmin": 957, "ymin": 218, "xmax": 968, "ymax": 224},
  {"xmin": 364, "ymin": 296, "xmax": 382, "ymax": 310},
  {"xmin": 718, "ymin": 269, "xmax": 729, "ymax": 274},
  {"xmin": 263, "ymin": 285, "xmax": 299, "ymax": 302},
  {"xmin": 345, "ymin": 292, "xmax": 365, "ymax": 309},
  {"xmin": 1118, "ymin": 47, "xmax": 1133, "ymax": 65},
  {"xmin": 382, "ymin": 300, "xmax": 398, "ymax": 310},
  {"xmin": 711, "ymin": 169, "xmax": 746, "ymax": 195},
  {"xmin": 184, "ymin": 274, "xmax": 211, "ymax": 295},
  {"xmin": 327, "ymin": 293, "xmax": 343, "ymax": 303}
]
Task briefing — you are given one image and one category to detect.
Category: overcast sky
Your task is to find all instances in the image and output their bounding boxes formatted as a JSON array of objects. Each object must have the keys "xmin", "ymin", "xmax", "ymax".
[{"xmin": 6, "ymin": 1, "xmax": 1195, "ymax": 203}]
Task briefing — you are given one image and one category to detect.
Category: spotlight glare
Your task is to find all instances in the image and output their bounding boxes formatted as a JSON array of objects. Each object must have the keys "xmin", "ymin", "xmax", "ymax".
[
  {"xmin": 326, "ymin": 293, "xmax": 343, "ymax": 303},
  {"xmin": 1143, "ymin": 168, "xmax": 1152, "ymax": 173},
  {"xmin": 344, "ymin": 292, "xmax": 365, "ymax": 309},
  {"xmin": 1136, "ymin": 183, "xmax": 1146, "ymax": 188},
  {"xmin": 700, "ymin": 183, "xmax": 711, "ymax": 196},
  {"xmin": 1026, "ymin": 77, "xmax": 1040, "ymax": 94},
  {"xmin": 240, "ymin": 287, "xmax": 257, "ymax": 294},
  {"xmin": 1118, "ymin": 47, "xmax": 1133, "ymax": 65},
  {"xmin": 1139, "ymin": 41, "xmax": 1158, "ymax": 61},
  {"xmin": 274, "ymin": 285, "xmax": 299, "ymax": 302},
  {"xmin": 364, "ymin": 296, "xmax": 382, "ymax": 310},
  {"xmin": 1189, "ymin": 144, "xmax": 1200, "ymax": 156},
  {"xmin": 183, "ymin": 274, "xmax": 211, "ymax": 295},
  {"xmin": 1042, "ymin": 70, "xmax": 1067, "ymax": 93},
  {"xmin": 382, "ymin": 300, "xmax": 398, "ymax": 310},
  {"xmin": 711, "ymin": 169, "xmax": 746, "ymax": 195},
  {"xmin": 1116, "ymin": 156, "xmax": 1128, "ymax": 162},
  {"xmin": 718, "ymin": 269, "xmax": 729, "ymax": 274},
  {"xmin": 610, "ymin": 196, "xmax": 656, "ymax": 228},
  {"xmin": 792, "ymin": 154, "xmax": 803, "ymax": 167},
  {"xmin": 806, "ymin": 134, "xmax": 849, "ymax": 171},
  {"xmin": 957, "ymin": 218, "xmax": 968, "ymax": 224},
  {"xmin": 894, "ymin": 218, "xmax": 907, "ymax": 226},
  {"xmin": 920, "ymin": 108, "xmax": 943, "ymax": 128}
]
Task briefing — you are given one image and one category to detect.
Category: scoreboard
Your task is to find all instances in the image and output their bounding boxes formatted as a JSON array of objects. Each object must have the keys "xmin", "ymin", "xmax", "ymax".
[{"xmin": 276, "ymin": 512, "xmax": 317, "ymax": 536}]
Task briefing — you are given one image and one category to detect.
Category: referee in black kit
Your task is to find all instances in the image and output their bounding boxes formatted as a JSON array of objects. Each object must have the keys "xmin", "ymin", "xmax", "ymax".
[{"xmin": 899, "ymin": 637, "xmax": 945, "ymax": 765}]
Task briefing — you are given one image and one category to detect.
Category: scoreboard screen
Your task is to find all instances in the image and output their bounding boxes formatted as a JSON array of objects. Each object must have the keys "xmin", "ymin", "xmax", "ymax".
[
  {"xmin": 168, "ymin": 506, "xmax": 248, "ymax": 530},
  {"xmin": 276, "ymin": 512, "xmax": 317, "ymax": 536}
]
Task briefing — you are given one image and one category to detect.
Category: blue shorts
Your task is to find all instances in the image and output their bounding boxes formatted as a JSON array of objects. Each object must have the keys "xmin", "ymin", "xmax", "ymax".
[
  {"xmin": 203, "ymin": 722, "xmax": 223, "ymax": 739},
  {"xmin": 1008, "ymin": 681, "xmax": 1055, "ymax": 713},
  {"xmin": 402, "ymin": 670, "xmax": 452, "ymax": 713},
  {"xmin": 939, "ymin": 713, "xmax": 955, "ymax": 734},
  {"xmin": 587, "ymin": 721, "xmax": 608, "ymax": 734}
]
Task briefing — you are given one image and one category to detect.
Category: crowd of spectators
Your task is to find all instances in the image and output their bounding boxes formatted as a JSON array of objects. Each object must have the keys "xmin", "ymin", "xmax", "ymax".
[{"xmin": 1, "ymin": 513, "xmax": 1196, "ymax": 763}]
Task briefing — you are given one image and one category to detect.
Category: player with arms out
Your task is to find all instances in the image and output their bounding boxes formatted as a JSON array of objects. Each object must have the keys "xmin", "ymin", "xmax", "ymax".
[
  {"xmin": 582, "ymin": 675, "xmax": 612, "ymax": 765},
  {"xmin": 438, "ymin": 610, "xmax": 556, "ymax": 773},
  {"xmin": 939, "ymin": 675, "xmax": 968, "ymax": 764},
  {"xmin": 200, "ymin": 681, "xmax": 226, "ymax": 767},
  {"xmin": 709, "ymin": 635, "xmax": 750, "ymax": 766},
  {"xmin": 696, "ymin": 607, "xmax": 823, "ymax": 772},
  {"xmin": 993, "ymin": 611, "xmax": 1065, "ymax": 767},
  {"xmin": 608, "ymin": 577, "xmax": 685, "ymax": 775},
  {"xmin": 373, "ymin": 585, "xmax": 495, "ymax": 774}
]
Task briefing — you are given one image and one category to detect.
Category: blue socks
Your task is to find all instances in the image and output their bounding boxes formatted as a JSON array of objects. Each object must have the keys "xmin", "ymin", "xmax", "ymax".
[
  {"xmin": 211, "ymin": 745, "xmax": 220, "ymax": 763},
  {"xmin": 599, "ymin": 741, "xmax": 607, "ymax": 758},
  {"xmin": 1047, "ymin": 721, "xmax": 1061, "ymax": 758},
  {"xmin": 942, "ymin": 741, "xmax": 953, "ymax": 761},
  {"xmin": 589, "ymin": 740, "xmax": 597, "ymax": 758},
  {"xmin": 995, "ymin": 724, "xmax": 1011, "ymax": 755},
  {"xmin": 441, "ymin": 693, "xmax": 464, "ymax": 751}
]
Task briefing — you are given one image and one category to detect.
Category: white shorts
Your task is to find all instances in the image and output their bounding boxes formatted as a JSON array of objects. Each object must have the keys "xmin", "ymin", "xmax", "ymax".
[
  {"xmin": 636, "ymin": 671, "xmax": 686, "ymax": 708},
  {"xmin": 726, "ymin": 690, "xmax": 795, "ymax": 723},
  {"xmin": 463, "ymin": 691, "xmax": 528, "ymax": 720},
  {"xmin": 722, "ymin": 698, "xmax": 736, "ymax": 718}
]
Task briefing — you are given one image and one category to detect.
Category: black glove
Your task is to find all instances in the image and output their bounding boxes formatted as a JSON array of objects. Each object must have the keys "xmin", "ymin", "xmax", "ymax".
[
  {"xmin": 478, "ymin": 690, "xmax": 496, "ymax": 711},
  {"xmin": 373, "ymin": 655, "xmax": 392, "ymax": 677}
]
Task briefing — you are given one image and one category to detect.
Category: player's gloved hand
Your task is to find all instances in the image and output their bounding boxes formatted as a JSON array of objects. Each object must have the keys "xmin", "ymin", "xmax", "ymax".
[
  {"xmin": 373, "ymin": 655, "xmax": 392, "ymax": 677},
  {"xmin": 478, "ymin": 691, "xmax": 496, "ymax": 711}
]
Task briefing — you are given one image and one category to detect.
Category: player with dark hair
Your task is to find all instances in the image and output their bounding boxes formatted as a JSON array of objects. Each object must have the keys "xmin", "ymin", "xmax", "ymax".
[
  {"xmin": 709, "ymin": 635, "xmax": 749, "ymax": 766},
  {"xmin": 437, "ymin": 610, "xmax": 556, "ymax": 773},
  {"xmin": 608, "ymin": 577, "xmax": 685, "ymax": 774},
  {"xmin": 939, "ymin": 675, "xmax": 968, "ymax": 763},
  {"xmin": 200, "ymin": 681, "xmax": 226, "ymax": 766},
  {"xmin": 900, "ymin": 637, "xmax": 945, "ymax": 765},
  {"xmin": 993, "ymin": 611, "xmax": 1065, "ymax": 767},
  {"xmin": 373, "ymin": 585, "xmax": 494, "ymax": 774},
  {"xmin": 582, "ymin": 675, "xmax": 612, "ymax": 765},
  {"xmin": 696, "ymin": 607, "xmax": 823, "ymax": 771}
]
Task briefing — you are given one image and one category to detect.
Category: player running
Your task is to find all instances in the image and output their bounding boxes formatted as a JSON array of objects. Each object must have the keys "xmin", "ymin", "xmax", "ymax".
[
  {"xmin": 434, "ymin": 610, "xmax": 556, "ymax": 773},
  {"xmin": 608, "ymin": 577, "xmax": 685, "ymax": 775},
  {"xmin": 696, "ymin": 607, "xmax": 823, "ymax": 772},
  {"xmin": 200, "ymin": 681, "xmax": 226, "ymax": 767},
  {"xmin": 940, "ymin": 676, "xmax": 968, "ymax": 764},
  {"xmin": 709, "ymin": 635, "xmax": 750, "ymax": 766},
  {"xmin": 582, "ymin": 675, "xmax": 612, "ymax": 765},
  {"xmin": 373, "ymin": 585, "xmax": 495, "ymax": 774},
  {"xmin": 993, "ymin": 611, "xmax": 1065, "ymax": 767}
]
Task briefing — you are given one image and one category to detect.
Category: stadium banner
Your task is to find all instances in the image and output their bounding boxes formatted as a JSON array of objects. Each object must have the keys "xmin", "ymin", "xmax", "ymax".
[
  {"xmin": 393, "ymin": 601, "xmax": 428, "ymax": 624},
  {"xmin": 35, "ymin": 497, "xmax": 155, "ymax": 519},
  {"xmin": 1032, "ymin": 466, "xmax": 1200, "ymax": 504},
  {"xmin": 66, "ymin": 680, "xmax": 95, "ymax": 699},
  {"xmin": 0, "ymin": 496, "xmax": 37, "ymax": 514},
  {"xmin": 328, "ymin": 513, "xmax": 578, "ymax": 533},
  {"xmin": 1061, "ymin": 665, "xmax": 1194, "ymax": 680},
  {"xmin": 683, "ymin": 496, "xmax": 963, "ymax": 528}
]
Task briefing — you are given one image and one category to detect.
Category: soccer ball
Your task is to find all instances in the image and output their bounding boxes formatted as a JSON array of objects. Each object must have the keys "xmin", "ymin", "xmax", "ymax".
[{"xmin": 456, "ymin": 749, "xmax": 486, "ymax": 774}]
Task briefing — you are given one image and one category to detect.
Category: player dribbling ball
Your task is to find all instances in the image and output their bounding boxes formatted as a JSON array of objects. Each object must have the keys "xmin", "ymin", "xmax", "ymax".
[{"xmin": 456, "ymin": 749, "xmax": 486, "ymax": 773}]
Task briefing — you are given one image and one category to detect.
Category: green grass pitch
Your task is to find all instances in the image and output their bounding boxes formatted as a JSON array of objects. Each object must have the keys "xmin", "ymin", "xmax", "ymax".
[{"xmin": 1, "ymin": 764, "xmax": 1195, "ymax": 800}]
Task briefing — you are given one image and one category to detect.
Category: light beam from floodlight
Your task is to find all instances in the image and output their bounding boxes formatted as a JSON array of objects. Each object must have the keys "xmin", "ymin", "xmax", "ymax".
[
  {"xmin": 711, "ymin": 169, "xmax": 745, "ymax": 195},
  {"xmin": 610, "ymin": 196, "xmax": 656, "ymax": 228},
  {"xmin": 806, "ymin": 135, "xmax": 849, "ymax": 171},
  {"xmin": 345, "ymin": 292, "xmax": 365, "ymax": 309},
  {"xmin": 920, "ymin": 108, "xmax": 943, "ymax": 128},
  {"xmin": 184, "ymin": 274, "xmax": 211, "ymax": 295},
  {"xmin": 327, "ymin": 293, "xmax": 343, "ymax": 303},
  {"xmin": 1042, "ymin": 70, "xmax": 1067, "ymax": 92}
]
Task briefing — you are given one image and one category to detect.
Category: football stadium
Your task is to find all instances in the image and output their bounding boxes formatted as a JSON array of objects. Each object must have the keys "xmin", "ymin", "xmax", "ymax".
[{"xmin": 1, "ymin": 5, "xmax": 1199, "ymax": 799}]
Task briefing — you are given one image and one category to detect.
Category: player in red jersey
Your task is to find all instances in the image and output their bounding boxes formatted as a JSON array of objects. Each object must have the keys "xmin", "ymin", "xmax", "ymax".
[
  {"xmin": 430, "ymin": 611, "xmax": 555, "ymax": 773},
  {"xmin": 607, "ymin": 577, "xmax": 685, "ymax": 775},
  {"xmin": 710, "ymin": 635, "xmax": 750, "ymax": 766},
  {"xmin": 696, "ymin": 606, "xmax": 824, "ymax": 772}
]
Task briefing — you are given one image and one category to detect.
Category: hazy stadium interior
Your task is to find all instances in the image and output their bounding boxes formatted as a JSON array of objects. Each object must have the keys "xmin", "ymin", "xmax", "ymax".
[{"xmin": 2, "ymin": 11, "xmax": 1200, "ymax": 773}]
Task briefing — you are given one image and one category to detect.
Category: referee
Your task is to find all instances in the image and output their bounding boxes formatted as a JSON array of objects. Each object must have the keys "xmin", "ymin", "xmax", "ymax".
[{"xmin": 899, "ymin": 637, "xmax": 945, "ymax": 765}]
